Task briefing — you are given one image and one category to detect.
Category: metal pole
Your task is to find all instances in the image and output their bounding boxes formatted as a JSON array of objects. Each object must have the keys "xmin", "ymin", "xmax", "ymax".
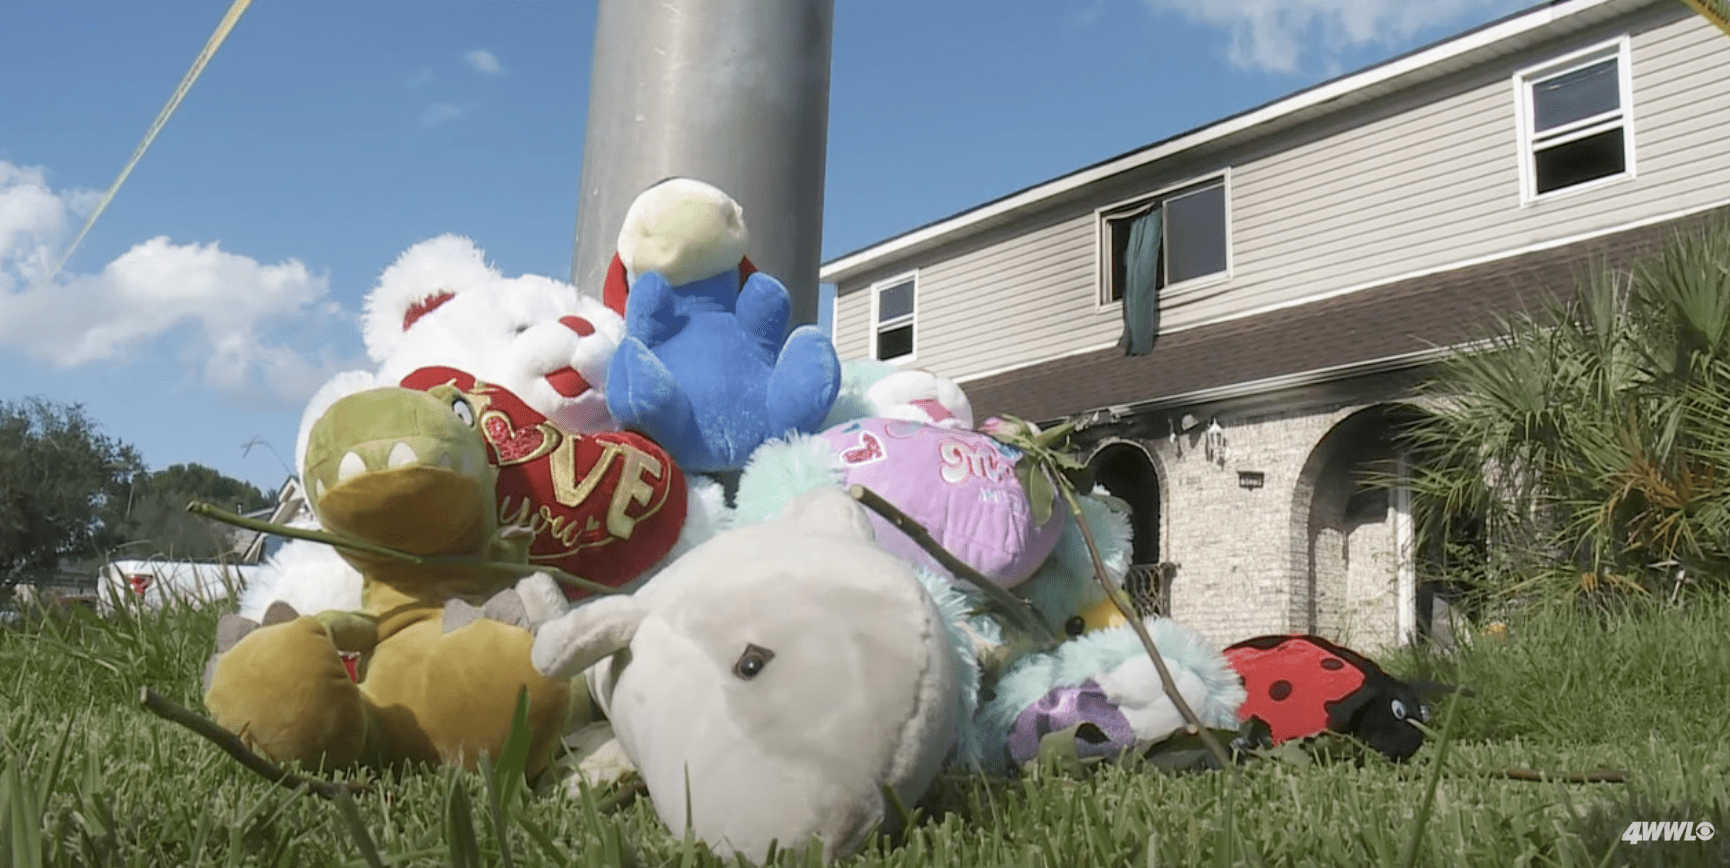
[{"xmin": 570, "ymin": 0, "xmax": 834, "ymax": 328}]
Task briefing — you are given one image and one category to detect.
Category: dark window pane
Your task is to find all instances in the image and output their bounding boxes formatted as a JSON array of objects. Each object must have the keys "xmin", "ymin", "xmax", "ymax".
[
  {"xmin": 877, "ymin": 324, "xmax": 914, "ymax": 360},
  {"xmin": 878, "ymin": 280, "xmax": 915, "ymax": 322},
  {"xmin": 1535, "ymin": 127, "xmax": 1625, "ymax": 193},
  {"xmin": 1107, "ymin": 218, "xmax": 1131, "ymax": 301},
  {"xmin": 1532, "ymin": 58, "xmax": 1619, "ymax": 133},
  {"xmin": 1164, "ymin": 183, "xmax": 1227, "ymax": 285}
]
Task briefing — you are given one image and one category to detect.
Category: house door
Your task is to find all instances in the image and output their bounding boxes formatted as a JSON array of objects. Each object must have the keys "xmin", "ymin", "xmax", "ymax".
[{"xmin": 1086, "ymin": 441, "xmax": 1164, "ymax": 612}]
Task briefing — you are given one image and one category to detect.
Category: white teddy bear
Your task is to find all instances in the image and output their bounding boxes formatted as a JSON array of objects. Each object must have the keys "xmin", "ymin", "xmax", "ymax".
[
  {"xmin": 240, "ymin": 236, "xmax": 719, "ymax": 622},
  {"xmin": 364, "ymin": 234, "xmax": 625, "ymax": 437}
]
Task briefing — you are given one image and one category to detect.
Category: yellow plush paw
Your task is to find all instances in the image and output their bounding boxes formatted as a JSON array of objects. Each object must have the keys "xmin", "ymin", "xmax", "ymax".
[{"xmin": 204, "ymin": 616, "xmax": 369, "ymax": 771}]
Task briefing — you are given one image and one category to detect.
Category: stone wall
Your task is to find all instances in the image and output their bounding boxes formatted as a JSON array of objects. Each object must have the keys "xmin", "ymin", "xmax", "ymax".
[{"xmin": 1081, "ymin": 389, "xmax": 1443, "ymax": 651}]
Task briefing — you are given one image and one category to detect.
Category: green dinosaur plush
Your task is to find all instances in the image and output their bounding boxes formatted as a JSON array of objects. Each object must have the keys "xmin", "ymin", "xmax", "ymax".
[{"xmin": 203, "ymin": 384, "xmax": 582, "ymax": 776}]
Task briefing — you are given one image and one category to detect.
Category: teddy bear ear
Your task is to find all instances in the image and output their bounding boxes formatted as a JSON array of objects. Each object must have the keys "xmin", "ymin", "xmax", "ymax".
[
  {"xmin": 362, "ymin": 234, "xmax": 500, "ymax": 362},
  {"xmin": 777, "ymin": 486, "xmax": 877, "ymax": 543},
  {"xmin": 615, "ymin": 177, "xmax": 750, "ymax": 289}
]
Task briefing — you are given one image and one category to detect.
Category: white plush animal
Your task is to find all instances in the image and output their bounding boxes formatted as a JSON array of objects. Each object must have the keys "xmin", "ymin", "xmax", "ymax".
[{"xmin": 532, "ymin": 487, "xmax": 965, "ymax": 864}]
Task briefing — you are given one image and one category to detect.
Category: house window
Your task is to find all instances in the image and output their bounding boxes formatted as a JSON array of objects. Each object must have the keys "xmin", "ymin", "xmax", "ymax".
[
  {"xmin": 1100, "ymin": 176, "xmax": 1228, "ymax": 305},
  {"xmin": 872, "ymin": 273, "xmax": 916, "ymax": 361},
  {"xmin": 1518, "ymin": 39, "xmax": 1632, "ymax": 201}
]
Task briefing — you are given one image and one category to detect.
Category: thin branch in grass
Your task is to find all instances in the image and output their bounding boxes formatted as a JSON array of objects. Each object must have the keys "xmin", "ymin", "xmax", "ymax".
[
  {"xmin": 187, "ymin": 500, "xmax": 622, "ymax": 597},
  {"xmin": 595, "ymin": 777, "xmax": 649, "ymax": 814},
  {"xmin": 1457, "ymin": 768, "xmax": 1629, "ymax": 784},
  {"xmin": 138, "ymin": 687, "xmax": 368, "ymax": 800},
  {"xmin": 848, "ymin": 485, "xmax": 1057, "ymax": 644}
]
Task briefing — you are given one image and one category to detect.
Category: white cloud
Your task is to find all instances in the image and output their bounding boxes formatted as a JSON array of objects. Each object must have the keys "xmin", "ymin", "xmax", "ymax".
[
  {"xmin": 462, "ymin": 48, "xmax": 505, "ymax": 76},
  {"xmin": 421, "ymin": 101, "xmax": 472, "ymax": 127},
  {"xmin": 0, "ymin": 161, "xmax": 355, "ymax": 406},
  {"xmin": 1140, "ymin": 0, "xmax": 1530, "ymax": 74}
]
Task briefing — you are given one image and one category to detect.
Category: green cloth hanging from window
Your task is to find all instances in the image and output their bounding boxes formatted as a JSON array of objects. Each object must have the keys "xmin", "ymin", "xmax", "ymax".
[{"xmin": 1117, "ymin": 207, "xmax": 1162, "ymax": 356}]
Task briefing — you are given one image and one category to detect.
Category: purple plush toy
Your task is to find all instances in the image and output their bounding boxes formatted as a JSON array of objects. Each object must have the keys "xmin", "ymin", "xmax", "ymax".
[{"xmin": 821, "ymin": 417, "xmax": 1065, "ymax": 588}]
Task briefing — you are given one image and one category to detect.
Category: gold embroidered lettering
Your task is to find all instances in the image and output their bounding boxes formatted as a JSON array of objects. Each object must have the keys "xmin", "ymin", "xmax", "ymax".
[
  {"xmin": 605, "ymin": 444, "xmax": 665, "ymax": 539},
  {"xmin": 549, "ymin": 439, "xmax": 620, "ymax": 507}
]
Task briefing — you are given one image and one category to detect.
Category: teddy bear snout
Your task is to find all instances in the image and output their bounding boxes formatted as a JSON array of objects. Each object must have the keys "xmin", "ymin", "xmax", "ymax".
[{"xmin": 545, "ymin": 368, "xmax": 591, "ymax": 398}]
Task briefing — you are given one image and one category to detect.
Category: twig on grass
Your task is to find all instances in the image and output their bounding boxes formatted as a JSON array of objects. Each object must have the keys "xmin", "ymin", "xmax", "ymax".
[
  {"xmin": 1462, "ymin": 768, "xmax": 1629, "ymax": 784},
  {"xmin": 595, "ymin": 777, "xmax": 649, "ymax": 814},
  {"xmin": 139, "ymin": 687, "xmax": 368, "ymax": 800},
  {"xmin": 187, "ymin": 500, "xmax": 621, "ymax": 597},
  {"xmin": 848, "ymin": 485, "xmax": 1057, "ymax": 644}
]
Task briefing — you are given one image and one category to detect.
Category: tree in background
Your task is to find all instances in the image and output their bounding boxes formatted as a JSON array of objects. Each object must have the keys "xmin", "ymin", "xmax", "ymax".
[
  {"xmin": 1402, "ymin": 221, "xmax": 1730, "ymax": 609},
  {"xmin": 0, "ymin": 398, "xmax": 144, "ymax": 586},
  {"xmin": 115, "ymin": 463, "xmax": 272, "ymax": 560},
  {"xmin": 1, "ymin": 398, "xmax": 278, "ymax": 586}
]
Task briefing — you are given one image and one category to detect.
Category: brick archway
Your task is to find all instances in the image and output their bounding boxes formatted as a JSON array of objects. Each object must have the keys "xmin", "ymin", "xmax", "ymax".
[
  {"xmin": 1086, "ymin": 439, "xmax": 1167, "ymax": 612},
  {"xmin": 1288, "ymin": 403, "xmax": 1426, "ymax": 647}
]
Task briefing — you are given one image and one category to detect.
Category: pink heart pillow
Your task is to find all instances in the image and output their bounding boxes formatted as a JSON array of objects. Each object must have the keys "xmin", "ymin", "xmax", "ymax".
[{"xmin": 820, "ymin": 418, "xmax": 1063, "ymax": 588}]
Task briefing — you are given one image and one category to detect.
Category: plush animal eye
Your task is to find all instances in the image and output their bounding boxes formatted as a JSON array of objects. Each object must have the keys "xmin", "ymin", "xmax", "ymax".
[
  {"xmin": 733, "ymin": 643, "xmax": 775, "ymax": 680},
  {"xmin": 450, "ymin": 396, "xmax": 475, "ymax": 427},
  {"xmin": 513, "ymin": 324, "xmax": 530, "ymax": 335},
  {"xmin": 1064, "ymin": 616, "xmax": 1086, "ymax": 637},
  {"xmin": 1391, "ymin": 699, "xmax": 1409, "ymax": 721}
]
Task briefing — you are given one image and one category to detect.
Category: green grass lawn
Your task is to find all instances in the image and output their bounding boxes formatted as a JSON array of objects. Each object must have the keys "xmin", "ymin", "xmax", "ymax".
[{"xmin": 4, "ymin": 596, "xmax": 1727, "ymax": 867}]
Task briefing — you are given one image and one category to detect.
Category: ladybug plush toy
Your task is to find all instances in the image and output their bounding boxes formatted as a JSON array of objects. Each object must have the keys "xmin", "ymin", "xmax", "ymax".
[{"xmin": 1223, "ymin": 634, "xmax": 1432, "ymax": 761}]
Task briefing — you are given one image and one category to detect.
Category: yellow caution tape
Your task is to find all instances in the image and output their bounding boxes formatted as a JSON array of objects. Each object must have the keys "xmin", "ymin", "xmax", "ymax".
[{"xmin": 41, "ymin": 0, "xmax": 254, "ymax": 287}]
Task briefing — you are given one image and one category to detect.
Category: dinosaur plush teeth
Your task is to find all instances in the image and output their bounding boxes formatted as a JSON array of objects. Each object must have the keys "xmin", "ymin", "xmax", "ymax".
[
  {"xmin": 338, "ymin": 451, "xmax": 366, "ymax": 482},
  {"xmin": 387, "ymin": 441, "xmax": 417, "ymax": 468}
]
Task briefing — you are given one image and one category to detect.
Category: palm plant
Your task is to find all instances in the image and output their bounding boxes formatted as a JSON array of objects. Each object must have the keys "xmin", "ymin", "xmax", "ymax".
[{"xmin": 1400, "ymin": 220, "xmax": 1730, "ymax": 609}]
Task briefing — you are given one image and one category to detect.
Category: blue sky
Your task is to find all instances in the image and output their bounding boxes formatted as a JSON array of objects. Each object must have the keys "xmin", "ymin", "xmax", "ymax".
[{"xmin": 1, "ymin": 0, "xmax": 1530, "ymax": 495}]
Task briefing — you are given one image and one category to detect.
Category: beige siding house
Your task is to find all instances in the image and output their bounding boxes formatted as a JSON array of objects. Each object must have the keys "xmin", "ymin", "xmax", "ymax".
[{"xmin": 820, "ymin": 0, "xmax": 1730, "ymax": 650}]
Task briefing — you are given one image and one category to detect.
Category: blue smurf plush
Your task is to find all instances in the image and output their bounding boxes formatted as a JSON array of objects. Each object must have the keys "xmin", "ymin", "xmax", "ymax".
[{"xmin": 602, "ymin": 178, "xmax": 843, "ymax": 473}]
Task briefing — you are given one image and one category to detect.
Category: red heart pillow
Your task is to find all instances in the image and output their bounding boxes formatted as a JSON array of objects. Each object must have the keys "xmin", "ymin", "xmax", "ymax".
[{"xmin": 401, "ymin": 366, "xmax": 687, "ymax": 598}]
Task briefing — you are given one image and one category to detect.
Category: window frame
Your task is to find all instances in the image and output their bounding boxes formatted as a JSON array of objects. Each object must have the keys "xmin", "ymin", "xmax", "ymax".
[
  {"xmin": 1513, "ymin": 36, "xmax": 1635, "ymax": 206},
  {"xmin": 1095, "ymin": 170, "xmax": 1233, "ymax": 311},
  {"xmin": 869, "ymin": 270, "xmax": 919, "ymax": 363}
]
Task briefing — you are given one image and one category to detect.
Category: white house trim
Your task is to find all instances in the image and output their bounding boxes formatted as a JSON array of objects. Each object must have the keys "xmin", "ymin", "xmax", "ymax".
[
  {"xmin": 821, "ymin": 0, "xmax": 1626, "ymax": 284},
  {"xmin": 867, "ymin": 270, "xmax": 920, "ymax": 364},
  {"xmin": 1513, "ymin": 35, "xmax": 1637, "ymax": 205},
  {"xmin": 1093, "ymin": 169, "xmax": 1235, "ymax": 311}
]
